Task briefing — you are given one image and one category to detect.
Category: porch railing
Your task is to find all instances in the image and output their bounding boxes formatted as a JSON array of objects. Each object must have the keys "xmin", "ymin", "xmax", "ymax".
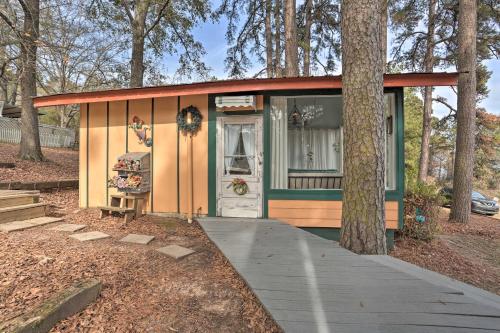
[{"xmin": 288, "ymin": 172, "xmax": 343, "ymax": 189}]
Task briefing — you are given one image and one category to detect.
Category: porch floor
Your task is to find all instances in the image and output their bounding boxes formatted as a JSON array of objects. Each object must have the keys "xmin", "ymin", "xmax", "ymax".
[{"xmin": 198, "ymin": 217, "xmax": 500, "ymax": 333}]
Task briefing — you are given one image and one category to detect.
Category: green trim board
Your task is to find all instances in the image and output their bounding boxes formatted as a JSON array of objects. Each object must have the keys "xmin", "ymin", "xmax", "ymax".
[
  {"xmin": 177, "ymin": 96, "xmax": 181, "ymax": 214},
  {"xmin": 86, "ymin": 103, "xmax": 89, "ymax": 208},
  {"xmin": 106, "ymin": 102, "xmax": 109, "ymax": 206},
  {"xmin": 150, "ymin": 98, "xmax": 154, "ymax": 213},
  {"xmin": 207, "ymin": 88, "xmax": 406, "ymax": 230},
  {"xmin": 395, "ymin": 88, "xmax": 405, "ymax": 229},
  {"xmin": 208, "ymin": 95, "xmax": 217, "ymax": 216},
  {"xmin": 125, "ymin": 100, "xmax": 129, "ymax": 153},
  {"xmin": 288, "ymin": 169, "xmax": 339, "ymax": 173}
]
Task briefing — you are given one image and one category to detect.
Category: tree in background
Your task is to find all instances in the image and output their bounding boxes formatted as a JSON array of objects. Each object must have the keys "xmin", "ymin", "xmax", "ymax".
[
  {"xmin": 389, "ymin": 0, "xmax": 498, "ymax": 183},
  {"xmin": 403, "ymin": 88, "xmax": 424, "ymax": 183},
  {"xmin": 38, "ymin": 0, "xmax": 127, "ymax": 128},
  {"xmin": 474, "ymin": 110, "xmax": 500, "ymax": 190},
  {"xmin": 89, "ymin": 0, "xmax": 211, "ymax": 87},
  {"xmin": 390, "ymin": 0, "xmax": 444, "ymax": 183},
  {"xmin": 216, "ymin": 0, "xmax": 340, "ymax": 78},
  {"xmin": 0, "ymin": 0, "xmax": 44, "ymax": 161},
  {"xmin": 450, "ymin": 0, "xmax": 477, "ymax": 223},
  {"xmin": 340, "ymin": 0, "xmax": 386, "ymax": 254},
  {"xmin": 0, "ymin": 18, "xmax": 19, "ymax": 105},
  {"xmin": 284, "ymin": 0, "xmax": 298, "ymax": 76}
]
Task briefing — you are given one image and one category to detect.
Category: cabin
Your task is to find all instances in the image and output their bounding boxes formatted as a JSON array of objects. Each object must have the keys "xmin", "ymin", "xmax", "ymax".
[{"xmin": 33, "ymin": 73, "xmax": 458, "ymax": 247}]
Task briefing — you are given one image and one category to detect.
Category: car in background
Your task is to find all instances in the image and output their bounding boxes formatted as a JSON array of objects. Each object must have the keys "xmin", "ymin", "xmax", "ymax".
[{"xmin": 440, "ymin": 187, "xmax": 499, "ymax": 216}]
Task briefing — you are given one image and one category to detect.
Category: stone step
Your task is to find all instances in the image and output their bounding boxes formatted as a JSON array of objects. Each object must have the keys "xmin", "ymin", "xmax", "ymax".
[
  {"xmin": 0, "ymin": 193, "xmax": 39, "ymax": 208},
  {"xmin": 0, "ymin": 216, "xmax": 63, "ymax": 233},
  {"xmin": 0, "ymin": 203, "xmax": 47, "ymax": 223}
]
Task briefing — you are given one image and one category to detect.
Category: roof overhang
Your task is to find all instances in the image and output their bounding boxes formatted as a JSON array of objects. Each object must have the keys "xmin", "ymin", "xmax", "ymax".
[{"xmin": 33, "ymin": 72, "xmax": 458, "ymax": 108}]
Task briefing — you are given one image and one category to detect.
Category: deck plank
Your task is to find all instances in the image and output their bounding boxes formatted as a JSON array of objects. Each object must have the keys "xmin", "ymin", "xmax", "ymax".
[{"xmin": 199, "ymin": 218, "xmax": 500, "ymax": 333}]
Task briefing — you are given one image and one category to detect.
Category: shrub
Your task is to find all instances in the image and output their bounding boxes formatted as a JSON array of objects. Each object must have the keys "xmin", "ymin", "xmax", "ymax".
[{"xmin": 401, "ymin": 181, "xmax": 443, "ymax": 241}]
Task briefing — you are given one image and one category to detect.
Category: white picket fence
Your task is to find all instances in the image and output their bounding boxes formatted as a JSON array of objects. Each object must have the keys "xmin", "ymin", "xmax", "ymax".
[{"xmin": 0, "ymin": 117, "xmax": 75, "ymax": 148}]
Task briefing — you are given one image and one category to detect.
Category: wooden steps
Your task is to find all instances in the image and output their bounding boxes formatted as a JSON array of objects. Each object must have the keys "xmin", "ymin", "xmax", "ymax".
[
  {"xmin": 0, "ymin": 190, "xmax": 48, "ymax": 224},
  {"xmin": 0, "ymin": 216, "xmax": 63, "ymax": 233},
  {"xmin": 0, "ymin": 193, "xmax": 39, "ymax": 208},
  {"xmin": 0, "ymin": 203, "xmax": 47, "ymax": 224}
]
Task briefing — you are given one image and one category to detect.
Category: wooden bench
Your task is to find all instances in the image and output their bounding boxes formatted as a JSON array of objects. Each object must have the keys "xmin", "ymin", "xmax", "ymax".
[{"xmin": 99, "ymin": 193, "xmax": 146, "ymax": 223}]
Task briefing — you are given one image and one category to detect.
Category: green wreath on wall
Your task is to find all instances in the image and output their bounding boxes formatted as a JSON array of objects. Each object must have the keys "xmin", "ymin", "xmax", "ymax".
[{"xmin": 177, "ymin": 105, "xmax": 202, "ymax": 135}]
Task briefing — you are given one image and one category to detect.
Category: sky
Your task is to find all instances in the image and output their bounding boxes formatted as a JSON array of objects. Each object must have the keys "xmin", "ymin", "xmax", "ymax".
[{"xmin": 168, "ymin": 12, "xmax": 500, "ymax": 118}]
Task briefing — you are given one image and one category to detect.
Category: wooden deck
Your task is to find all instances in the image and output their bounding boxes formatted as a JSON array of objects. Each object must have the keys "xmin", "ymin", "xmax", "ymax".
[{"xmin": 199, "ymin": 218, "xmax": 500, "ymax": 333}]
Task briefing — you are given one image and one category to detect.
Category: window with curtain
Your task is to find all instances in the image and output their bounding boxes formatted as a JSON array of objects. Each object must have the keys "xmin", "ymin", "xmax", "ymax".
[
  {"xmin": 224, "ymin": 124, "xmax": 255, "ymax": 175},
  {"xmin": 270, "ymin": 94, "xmax": 396, "ymax": 190}
]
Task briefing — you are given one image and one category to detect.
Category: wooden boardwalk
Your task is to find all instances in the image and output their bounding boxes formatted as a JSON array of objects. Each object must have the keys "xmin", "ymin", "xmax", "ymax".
[{"xmin": 199, "ymin": 218, "xmax": 500, "ymax": 333}]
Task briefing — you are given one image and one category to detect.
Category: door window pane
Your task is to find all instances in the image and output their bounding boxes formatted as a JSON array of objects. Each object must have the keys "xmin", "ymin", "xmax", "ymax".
[{"xmin": 224, "ymin": 124, "xmax": 255, "ymax": 175}]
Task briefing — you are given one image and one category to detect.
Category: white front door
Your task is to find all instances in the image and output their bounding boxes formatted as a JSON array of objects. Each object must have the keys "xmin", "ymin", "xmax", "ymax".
[{"xmin": 216, "ymin": 116, "xmax": 263, "ymax": 218}]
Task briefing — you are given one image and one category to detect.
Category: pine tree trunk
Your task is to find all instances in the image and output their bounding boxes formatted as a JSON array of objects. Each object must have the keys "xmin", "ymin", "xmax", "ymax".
[
  {"xmin": 265, "ymin": 0, "xmax": 274, "ymax": 78},
  {"xmin": 303, "ymin": 0, "xmax": 312, "ymax": 76},
  {"xmin": 274, "ymin": 0, "xmax": 282, "ymax": 77},
  {"xmin": 450, "ymin": 0, "xmax": 477, "ymax": 223},
  {"xmin": 19, "ymin": 0, "xmax": 43, "ymax": 161},
  {"xmin": 284, "ymin": 0, "xmax": 298, "ymax": 77},
  {"xmin": 381, "ymin": 0, "xmax": 387, "ymax": 70},
  {"xmin": 417, "ymin": 0, "xmax": 436, "ymax": 183},
  {"xmin": 340, "ymin": 0, "xmax": 386, "ymax": 254},
  {"xmin": 129, "ymin": 1, "xmax": 149, "ymax": 88}
]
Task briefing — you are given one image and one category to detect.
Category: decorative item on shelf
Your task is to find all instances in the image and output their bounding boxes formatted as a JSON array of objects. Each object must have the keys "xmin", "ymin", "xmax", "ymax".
[
  {"xmin": 113, "ymin": 157, "xmax": 142, "ymax": 171},
  {"xmin": 107, "ymin": 174, "xmax": 142, "ymax": 189},
  {"xmin": 111, "ymin": 152, "xmax": 150, "ymax": 193},
  {"xmin": 228, "ymin": 178, "xmax": 249, "ymax": 195},
  {"xmin": 129, "ymin": 116, "xmax": 153, "ymax": 147},
  {"xmin": 177, "ymin": 105, "xmax": 202, "ymax": 135}
]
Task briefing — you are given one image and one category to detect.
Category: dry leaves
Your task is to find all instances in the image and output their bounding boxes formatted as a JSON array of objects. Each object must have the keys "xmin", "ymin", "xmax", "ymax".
[
  {"xmin": 391, "ymin": 209, "xmax": 500, "ymax": 295},
  {"xmin": 0, "ymin": 190, "xmax": 281, "ymax": 333},
  {"xmin": 0, "ymin": 143, "xmax": 78, "ymax": 182}
]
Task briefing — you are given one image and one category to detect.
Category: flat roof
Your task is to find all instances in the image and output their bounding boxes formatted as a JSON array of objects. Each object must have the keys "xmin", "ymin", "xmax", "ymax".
[{"xmin": 33, "ymin": 72, "xmax": 458, "ymax": 108}]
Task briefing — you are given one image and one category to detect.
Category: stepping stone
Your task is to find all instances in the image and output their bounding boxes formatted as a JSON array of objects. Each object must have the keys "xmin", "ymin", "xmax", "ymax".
[
  {"xmin": 119, "ymin": 234, "xmax": 155, "ymax": 245},
  {"xmin": 0, "ymin": 217, "xmax": 63, "ymax": 233},
  {"xmin": 69, "ymin": 231, "xmax": 110, "ymax": 242},
  {"xmin": 156, "ymin": 245, "xmax": 195, "ymax": 260},
  {"xmin": 49, "ymin": 224, "xmax": 86, "ymax": 232}
]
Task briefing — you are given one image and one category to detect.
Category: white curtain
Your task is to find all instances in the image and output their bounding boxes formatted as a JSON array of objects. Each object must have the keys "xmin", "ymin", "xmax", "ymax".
[
  {"xmin": 288, "ymin": 128, "xmax": 342, "ymax": 170},
  {"xmin": 241, "ymin": 124, "xmax": 255, "ymax": 174},
  {"xmin": 270, "ymin": 97, "xmax": 288, "ymax": 189},
  {"xmin": 224, "ymin": 124, "xmax": 240, "ymax": 175}
]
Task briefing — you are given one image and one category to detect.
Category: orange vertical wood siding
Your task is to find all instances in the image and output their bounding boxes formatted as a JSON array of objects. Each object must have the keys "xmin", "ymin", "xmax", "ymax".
[
  {"xmin": 152, "ymin": 97, "xmax": 178, "ymax": 213},
  {"xmin": 107, "ymin": 101, "xmax": 127, "ymax": 204},
  {"xmin": 87, "ymin": 102, "xmax": 107, "ymax": 207},
  {"xmin": 127, "ymin": 99, "xmax": 153, "ymax": 210},
  {"xmin": 79, "ymin": 103, "xmax": 88, "ymax": 208},
  {"xmin": 268, "ymin": 200, "xmax": 399, "ymax": 229},
  {"xmin": 179, "ymin": 95, "xmax": 209, "ymax": 215}
]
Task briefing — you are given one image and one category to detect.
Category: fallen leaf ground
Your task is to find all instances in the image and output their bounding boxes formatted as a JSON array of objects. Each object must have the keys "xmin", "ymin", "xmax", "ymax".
[
  {"xmin": 390, "ymin": 209, "xmax": 500, "ymax": 295},
  {"xmin": 0, "ymin": 190, "xmax": 281, "ymax": 332},
  {"xmin": 0, "ymin": 143, "xmax": 78, "ymax": 182}
]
